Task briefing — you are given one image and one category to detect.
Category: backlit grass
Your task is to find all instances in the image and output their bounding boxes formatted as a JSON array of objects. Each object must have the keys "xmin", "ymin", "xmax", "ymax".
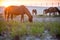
[{"xmin": 0, "ymin": 20, "xmax": 60, "ymax": 37}]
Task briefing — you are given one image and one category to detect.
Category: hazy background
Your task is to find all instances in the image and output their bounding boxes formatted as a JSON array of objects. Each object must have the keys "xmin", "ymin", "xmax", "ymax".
[
  {"xmin": 0, "ymin": 0, "xmax": 60, "ymax": 14},
  {"xmin": 0, "ymin": 0, "xmax": 60, "ymax": 7}
]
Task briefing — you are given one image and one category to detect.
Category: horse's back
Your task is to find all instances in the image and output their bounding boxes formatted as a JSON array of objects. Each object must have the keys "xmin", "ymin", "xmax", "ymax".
[
  {"xmin": 5, "ymin": 5, "xmax": 26, "ymax": 15},
  {"xmin": 48, "ymin": 7, "xmax": 59, "ymax": 12}
]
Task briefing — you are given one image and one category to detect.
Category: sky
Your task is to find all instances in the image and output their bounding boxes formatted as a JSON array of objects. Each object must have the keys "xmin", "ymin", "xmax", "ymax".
[{"xmin": 0, "ymin": 0, "xmax": 60, "ymax": 7}]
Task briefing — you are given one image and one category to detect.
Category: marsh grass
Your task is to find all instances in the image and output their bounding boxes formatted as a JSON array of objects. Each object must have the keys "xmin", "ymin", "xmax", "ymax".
[
  {"xmin": 0, "ymin": 20, "xmax": 7, "ymax": 33},
  {"xmin": 0, "ymin": 20, "xmax": 60, "ymax": 37},
  {"xmin": 48, "ymin": 22, "xmax": 60, "ymax": 34},
  {"xmin": 37, "ymin": 14, "xmax": 60, "ymax": 18}
]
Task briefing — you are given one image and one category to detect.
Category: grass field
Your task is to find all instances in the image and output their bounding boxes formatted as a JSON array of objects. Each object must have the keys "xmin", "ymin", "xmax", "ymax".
[
  {"xmin": 0, "ymin": 13, "xmax": 60, "ymax": 40},
  {"xmin": 0, "ymin": 20, "xmax": 60, "ymax": 38}
]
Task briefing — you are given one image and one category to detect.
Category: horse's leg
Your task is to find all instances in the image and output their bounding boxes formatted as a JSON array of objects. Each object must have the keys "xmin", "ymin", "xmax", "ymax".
[
  {"xmin": 6, "ymin": 13, "xmax": 9, "ymax": 21},
  {"xmin": 35, "ymin": 12, "xmax": 37, "ymax": 15},
  {"xmin": 59, "ymin": 13, "xmax": 60, "ymax": 16},
  {"xmin": 21, "ymin": 14, "xmax": 24, "ymax": 22},
  {"xmin": 49, "ymin": 13, "xmax": 51, "ymax": 16},
  {"xmin": 46, "ymin": 13, "xmax": 47, "ymax": 16},
  {"xmin": 4, "ymin": 11, "xmax": 8, "ymax": 21},
  {"xmin": 53, "ymin": 12, "xmax": 55, "ymax": 16},
  {"xmin": 35, "ymin": 11, "xmax": 37, "ymax": 15},
  {"xmin": 55, "ymin": 12, "xmax": 57, "ymax": 16},
  {"xmin": 11, "ymin": 14, "xmax": 13, "ymax": 20},
  {"xmin": 4, "ymin": 12, "xmax": 7, "ymax": 21},
  {"xmin": 32, "ymin": 12, "xmax": 34, "ymax": 15}
]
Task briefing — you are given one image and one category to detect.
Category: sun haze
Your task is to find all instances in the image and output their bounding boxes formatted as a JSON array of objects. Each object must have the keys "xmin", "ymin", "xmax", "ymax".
[
  {"xmin": 0, "ymin": 0, "xmax": 60, "ymax": 7},
  {"xmin": 0, "ymin": 0, "xmax": 21, "ymax": 7}
]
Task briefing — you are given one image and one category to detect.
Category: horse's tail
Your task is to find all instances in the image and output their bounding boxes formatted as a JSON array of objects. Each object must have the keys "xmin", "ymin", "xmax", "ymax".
[
  {"xmin": 57, "ymin": 9, "xmax": 60, "ymax": 15},
  {"xmin": 55, "ymin": 7, "xmax": 60, "ymax": 15},
  {"xmin": 4, "ymin": 8, "xmax": 8, "ymax": 20}
]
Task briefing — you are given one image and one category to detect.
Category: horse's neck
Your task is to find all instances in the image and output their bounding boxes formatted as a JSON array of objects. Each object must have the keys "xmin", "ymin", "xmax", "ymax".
[
  {"xmin": 24, "ymin": 7, "xmax": 32, "ymax": 18},
  {"xmin": 26, "ymin": 10, "xmax": 32, "ymax": 18},
  {"xmin": 56, "ymin": 8, "xmax": 60, "ymax": 13}
]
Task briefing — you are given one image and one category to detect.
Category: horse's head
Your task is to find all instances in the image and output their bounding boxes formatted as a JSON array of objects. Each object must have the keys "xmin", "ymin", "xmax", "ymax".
[
  {"xmin": 28, "ymin": 16, "xmax": 33, "ymax": 22},
  {"xmin": 44, "ymin": 9, "xmax": 49, "ymax": 14},
  {"xmin": 59, "ymin": 10, "xmax": 60, "ymax": 15}
]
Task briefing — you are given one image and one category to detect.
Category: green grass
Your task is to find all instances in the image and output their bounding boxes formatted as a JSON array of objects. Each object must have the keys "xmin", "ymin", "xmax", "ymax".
[
  {"xmin": 0, "ymin": 20, "xmax": 60, "ymax": 37},
  {"xmin": 0, "ymin": 20, "xmax": 7, "ymax": 33},
  {"xmin": 37, "ymin": 14, "xmax": 60, "ymax": 18},
  {"xmin": 48, "ymin": 22, "xmax": 60, "ymax": 34}
]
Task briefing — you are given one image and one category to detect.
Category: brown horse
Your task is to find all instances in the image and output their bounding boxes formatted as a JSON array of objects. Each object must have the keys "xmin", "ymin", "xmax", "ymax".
[
  {"xmin": 43, "ymin": 7, "xmax": 60, "ymax": 16},
  {"xmin": 4, "ymin": 5, "xmax": 33, "ymax": 22},
  {"xmin": 32, "ymin": 9, "xmax": 37, "ymax": 15}
]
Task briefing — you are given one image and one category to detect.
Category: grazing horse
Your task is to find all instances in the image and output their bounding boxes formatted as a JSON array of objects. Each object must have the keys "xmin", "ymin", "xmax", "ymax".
[
  {"xmin": 43, "ymin": 9, "xmax": 49, "ymax": 16},
  {"xmin": 43, "ymin": 7, "xmax": 60, "ymax": 16},
  {"xmin": 4, "ymin": 5, "xmax": 33, "ymax": 22},
  {"xmin": 32, "ymin": 9, "xmax": 37, "ymax": 15}
]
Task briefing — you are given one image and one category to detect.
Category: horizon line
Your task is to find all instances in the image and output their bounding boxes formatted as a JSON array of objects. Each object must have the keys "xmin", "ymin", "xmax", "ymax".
[{"xmin": 0, "ymin": 5, "xmax": 60, "ymax": 7}]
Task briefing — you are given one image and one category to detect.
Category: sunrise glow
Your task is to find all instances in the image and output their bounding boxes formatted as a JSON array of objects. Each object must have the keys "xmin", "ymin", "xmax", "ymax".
[
  {"xmin": 0, "ymin": 1, "xmax": 21, "ymax": 7},
  {"xmin": 1, "ymin": 2, "xmax": 13, "ymax": 7},
  {"xmin": 0, "ymin": 0, "xmax": 60, "ymax": 7}
]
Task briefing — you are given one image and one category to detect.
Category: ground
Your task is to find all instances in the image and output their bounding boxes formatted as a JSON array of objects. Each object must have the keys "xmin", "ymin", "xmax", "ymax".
[{"xmin": 0, "ymin": 14, "xmax": 60, "ymax": 40}]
